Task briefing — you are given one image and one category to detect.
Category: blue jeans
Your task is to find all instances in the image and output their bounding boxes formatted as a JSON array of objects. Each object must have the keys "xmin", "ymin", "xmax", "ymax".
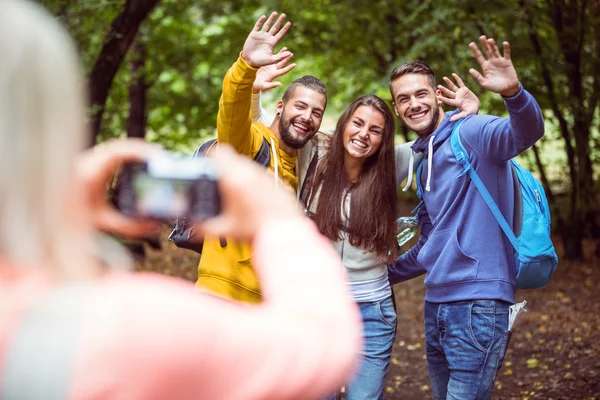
[
  {"xmin": 323, "ymin": 296, "xmax": 397, "ymax": 400},
  {"xmin": 424, "ymin": 300, "xmax": 511, "ymax": 400}
]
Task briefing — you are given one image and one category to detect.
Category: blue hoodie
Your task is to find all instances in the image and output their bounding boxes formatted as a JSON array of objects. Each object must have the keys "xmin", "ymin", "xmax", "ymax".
[{"xmin": 388, "ymin": 85, "xmax": 544, "ymax": 304}]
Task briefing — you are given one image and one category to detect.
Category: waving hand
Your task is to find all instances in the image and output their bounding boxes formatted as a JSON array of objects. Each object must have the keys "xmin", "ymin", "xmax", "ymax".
[
  {"xmin": 437, "ymin": 73, "xmax": 480, "ymax": 121},
  {"xmin": 242, "ymin": 12, "xmax": 292, "ymax": 68},
  {"xmin": 468, "ymin": 35, "xmax": 520, "ymax": 97},
  {"xmin": 253, "ymin": 52, "xmax": 297, "ymax": 93}
]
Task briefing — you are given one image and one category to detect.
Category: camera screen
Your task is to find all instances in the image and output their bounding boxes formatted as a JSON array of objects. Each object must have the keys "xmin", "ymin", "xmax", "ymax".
[
  {"xmin": 116, "ymin": 154, "xmax": 221, "ymax": 221},
  {"xmin": 133, "ymin": 173, "xmax": 192, "ymax": 219}
]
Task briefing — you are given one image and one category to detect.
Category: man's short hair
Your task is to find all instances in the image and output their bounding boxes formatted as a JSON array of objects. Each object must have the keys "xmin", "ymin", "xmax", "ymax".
[
  {"xmin": 389, "ymin": 61, "xmax": 437, "ymax": 98},
  {"xmin": 282, "ymin": 75, "xmax": 327, "ymax": 106}
]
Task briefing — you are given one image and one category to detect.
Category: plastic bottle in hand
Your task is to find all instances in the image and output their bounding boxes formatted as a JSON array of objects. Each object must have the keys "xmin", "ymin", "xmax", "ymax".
[{"xmin": 396, "ymin": 216, "xmax": 418, "ymax": 247}]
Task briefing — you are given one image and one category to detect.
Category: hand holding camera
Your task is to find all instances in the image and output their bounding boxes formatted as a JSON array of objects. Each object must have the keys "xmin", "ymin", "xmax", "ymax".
[
  {"xmin": 78, "ymin": 139, "xmax": 301, "ymax": 243},
  {"xmin": 77, "ymin": 139, "xmax": 162, "ymax": 238}
]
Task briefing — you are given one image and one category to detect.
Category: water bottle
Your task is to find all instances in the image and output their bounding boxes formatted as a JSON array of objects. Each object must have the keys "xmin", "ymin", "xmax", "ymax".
[{"xmin": 396, "ymin": 216, "xmax": 418, "ymax": 247}]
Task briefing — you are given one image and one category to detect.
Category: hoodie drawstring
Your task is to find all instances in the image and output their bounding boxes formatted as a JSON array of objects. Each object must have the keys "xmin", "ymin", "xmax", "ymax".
[
  {"xmin": 270, "ymin": 137, "xmax": 279, "ymax": 188},
  {"xmin": 295, "ymin": 158, "xmax": 300, "ymax": 204},
  {"xmin": 403, "ymin": 133, "xmax": 435, "ymax": 192},
  {"xmin": 425, "ymin": 134, "xmax": 436, "ymax": 191}
]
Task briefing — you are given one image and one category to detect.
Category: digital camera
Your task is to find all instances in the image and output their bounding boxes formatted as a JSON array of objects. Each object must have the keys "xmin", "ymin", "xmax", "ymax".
[{"xmin": 116, "ymin": 151, "xmax": 221, "ymax": 221}]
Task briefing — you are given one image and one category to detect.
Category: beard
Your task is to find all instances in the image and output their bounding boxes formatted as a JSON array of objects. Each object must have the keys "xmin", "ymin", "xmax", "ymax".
[
  {"xmin": 421, "ymin": 106, "xmax": 441, "ymax": 137},
  {"xmin": 278, "ymin": 113, "xmax": 316, "ymax": 150},
  {"xmin": 406, "ymin": 104, "xmax": 442, "ymax": 138}
]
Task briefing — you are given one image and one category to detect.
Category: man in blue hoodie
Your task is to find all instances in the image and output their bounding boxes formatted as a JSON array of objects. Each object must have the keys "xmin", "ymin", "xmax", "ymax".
[{"xmin": 387, "ymin": 36, "xmax": 545, "ymax": 399}]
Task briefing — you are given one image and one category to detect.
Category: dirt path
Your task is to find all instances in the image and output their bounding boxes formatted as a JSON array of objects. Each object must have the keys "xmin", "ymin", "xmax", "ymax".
[
  {"xmin": 137, "ymin": 232, "xmax": 600, "ymax": 400},
  {"xmin": 385, "ymin": 242, "xmax": 600, "ymax": 400}
]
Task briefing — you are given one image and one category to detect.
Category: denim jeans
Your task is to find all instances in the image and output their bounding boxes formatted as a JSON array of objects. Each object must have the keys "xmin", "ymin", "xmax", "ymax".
[
  {"xmin": 424, "ymin": 300, "xmax": 511, "ymax": 400},
  {"xmin": 322, "ymin": 296, "xmax": 397, "ymax": 400}
]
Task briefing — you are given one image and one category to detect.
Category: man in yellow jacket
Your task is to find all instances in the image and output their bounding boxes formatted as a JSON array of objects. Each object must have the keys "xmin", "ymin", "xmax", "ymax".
[{"xmin": 194, "ymin": 12, "xmax": 328, "ymax": 303}]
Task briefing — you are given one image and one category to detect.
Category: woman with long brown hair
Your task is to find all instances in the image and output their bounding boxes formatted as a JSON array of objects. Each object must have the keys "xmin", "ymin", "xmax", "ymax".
[
  {"xmin": 307, "ymin": 95, "xmax": 399, "ymax": 262},
  {"xmin": 303, "ymin": 95, "xmax": 402, "ymax": 399}
]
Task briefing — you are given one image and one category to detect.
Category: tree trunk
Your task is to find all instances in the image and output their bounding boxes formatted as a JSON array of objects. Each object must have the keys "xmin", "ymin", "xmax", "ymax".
[
  {"xmin": 88, "ymin": 0, "xmax": 160, "ymax": 146},
  {"xmin": 532, "ymin": 144, "xmax": 567, "ymax": 255},
  {"xmin": 521, "ymin": 0, "xmax": 598, "ymax": 260},
  {"xmin": 556, "ymin": 0, "xmax": 599, "ymax": 245},
  {"xmin": 127, "ymin": 40, "xmax": 147, "ymax": 139},
  {"xmin": 531, "ymin": 144, "xmax": 555, "ymax": 203},
  {"xmin": 399, "ymin": 124, "xmax": 411, "ymax": 143},
  {"xmin": 520, "ymin": 0, "xmax": 577, "ymax": 184},
  {"xmin": 561, "ymin": 210, "xmax": 585, "ymax": 260}
]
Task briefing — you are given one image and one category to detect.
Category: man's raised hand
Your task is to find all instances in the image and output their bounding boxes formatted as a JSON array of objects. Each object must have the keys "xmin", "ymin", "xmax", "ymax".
[
  {"xmin": 468, "ymin": 35, "xmax": 520, "ymax": 97},
  {"xmin": 437, "ymin": 73, "xmax": 481, "ymax": 122},
  {"xmin": 242, "ymin": 12, "xmax": 292, "ymax": 69},
  {"xmin": 253, "ymin": 52, "xmax": 296, "ymax": 93}
]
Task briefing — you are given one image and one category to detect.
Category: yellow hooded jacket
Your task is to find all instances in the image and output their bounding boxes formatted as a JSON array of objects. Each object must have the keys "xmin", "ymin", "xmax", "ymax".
[{"xmin": 195, "ymin": 57, "xmax": 298, "ymax": 303}]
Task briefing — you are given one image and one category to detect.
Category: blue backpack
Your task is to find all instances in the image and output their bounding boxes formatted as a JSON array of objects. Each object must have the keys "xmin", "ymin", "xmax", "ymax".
[{"xmin": 437, "ymin": 119, "xmax": 558, "ymax": 289}]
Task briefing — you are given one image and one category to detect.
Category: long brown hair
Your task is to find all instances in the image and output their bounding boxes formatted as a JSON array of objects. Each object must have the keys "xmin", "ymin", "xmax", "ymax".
[{"xmin": 308, "ymin": 95, "xmax": 398, "ymax": 261}]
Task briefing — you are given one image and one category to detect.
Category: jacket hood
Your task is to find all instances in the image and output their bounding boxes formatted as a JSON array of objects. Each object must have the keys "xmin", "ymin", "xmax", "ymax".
[
  {"xmin": 402, "ymin": 109, "xmax": 461, "ymax": 193},
  {"xmin": 410, "ymin": 109, "xmax": 461, "ymax": 154}
]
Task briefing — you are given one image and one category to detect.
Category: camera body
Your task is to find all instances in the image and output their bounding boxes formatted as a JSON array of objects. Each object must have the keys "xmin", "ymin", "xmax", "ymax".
[{"xmin": 116, "ymin": 151, "xmax": 221, "ymax": 221}]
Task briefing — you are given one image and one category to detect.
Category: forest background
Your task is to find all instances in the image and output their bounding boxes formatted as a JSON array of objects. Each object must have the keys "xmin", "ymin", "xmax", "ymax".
[{"xmin": 41, "ymin": 0, "xmax": 600, "ymax": 259}]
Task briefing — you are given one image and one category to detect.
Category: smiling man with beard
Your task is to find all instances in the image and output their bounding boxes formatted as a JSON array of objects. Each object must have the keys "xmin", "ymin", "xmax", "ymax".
[{"xmin": 193, "ymin": 12, "xmax": 327, "ymax": 303}]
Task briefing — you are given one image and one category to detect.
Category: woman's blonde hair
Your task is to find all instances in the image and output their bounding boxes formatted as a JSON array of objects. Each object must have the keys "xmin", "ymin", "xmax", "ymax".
[{"xmin": 0, "ymin": 0, "xmax": 94, "ymax": 278}]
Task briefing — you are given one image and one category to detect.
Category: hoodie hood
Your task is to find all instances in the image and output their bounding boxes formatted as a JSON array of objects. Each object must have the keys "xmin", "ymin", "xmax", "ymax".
[
  {"xmin": 402, "ymin": 109, "xmax": 461, "ymax": 193},
  {"xmin": 410, "ymin": 109, "xmax": 461, "ymax": 154}
]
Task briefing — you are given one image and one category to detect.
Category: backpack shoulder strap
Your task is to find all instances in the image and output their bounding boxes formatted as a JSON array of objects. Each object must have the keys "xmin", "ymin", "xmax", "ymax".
[
  {"xmin": 196, "ymin": 138, "xmax": 218, "ymax": 158},
  {"xmin": 450, "ymin": 119, "xmax": 519, "ymax": 249},
  {"xmin": 252, "ymin": 138, "xmax": 271, "ymax": 167},
  {"xmin": 449, "ymin": 119, "xmax": 472, "ymax": 178},
  {"xmin": 2, "ymin": 283, "xmax": 92, "ymax": 400},
  {"xmin": 511, "ymin": 161, "xmax": 523, "ymax": 237},
  {"xmin": 196, "ymin": 138, "xmax": 271, "ymax": 168}
]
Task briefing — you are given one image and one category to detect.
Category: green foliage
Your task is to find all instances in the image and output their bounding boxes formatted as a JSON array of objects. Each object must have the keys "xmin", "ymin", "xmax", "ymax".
[
  {"xmin": 42, "ymin": 0, "xmax": 599, "ymax": 184},
  {"xmin": 100, "ymin": 0, "xmax": 266, "ymax": 151},
  {"xmin": 40, "ymin": 0, "xmax": 123, "ymax": 67}
]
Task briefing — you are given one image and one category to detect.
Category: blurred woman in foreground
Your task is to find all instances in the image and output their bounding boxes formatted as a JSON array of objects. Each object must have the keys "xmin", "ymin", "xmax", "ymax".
[{"xmin": 0, "ymin": 1, "xmax": 361, "ymax": 399}]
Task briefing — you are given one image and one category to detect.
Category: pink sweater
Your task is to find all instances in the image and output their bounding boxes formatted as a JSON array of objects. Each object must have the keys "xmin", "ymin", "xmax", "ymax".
[{"xmin": 0, "ymin": 218, "xmax": 362, "ymax": 400}]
